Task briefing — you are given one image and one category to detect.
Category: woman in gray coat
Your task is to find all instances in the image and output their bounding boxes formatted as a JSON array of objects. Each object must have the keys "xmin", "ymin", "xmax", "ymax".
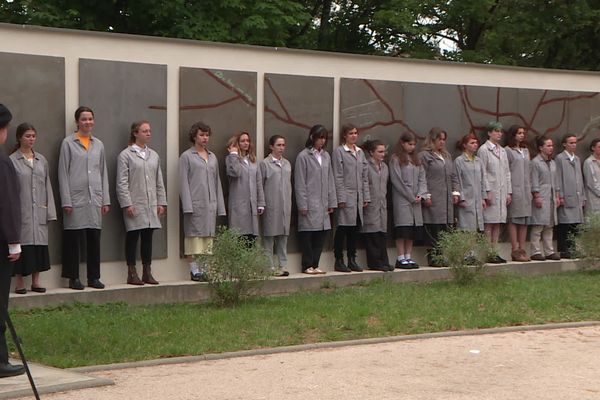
[
  {"xmin": 9, "ymin": 123, "xmax": 56, "ymax": 294},
  {"xmin": 555, "ymin": 134, "xmax": 585, "ymax": 258},
  {"xmin": 583, "ymin": 138, "xmax": 600, "ymax": 216},
  {"xmin": 226, "ymin": 131, "xmax": 265, "ymax": 243},
  {"xmin": 504, "ymin": 125, "xmax": 532, "ymax": 262},
  {"xmin": 116, "ymin": 121, "xmax": 167, "ymax": 285},
  {"xmin": 294, "ymin": 125, "xmax": 337, "ymax": 275},
  {"xmin": 360, "ymin": 139, "xmax": 390, "ymax": 271},
  {"xmin": 529, "ymin": 136, "xmax": 561, "ymax": 261},
  {"xmin": 260, "ymin": 135, "xmax": 292, "ymax": 277},
  {"xmin": 390, "ymin": 132, "xmax": 427, "ymax": 269},
  {"xmin": 418, "ymin": 127, "xmax": 455, "ymax": 266},
  {"xmin": 179, "ymin": 122, "xmax": 226, "ymax": 281},
  {"xmin": 58, "ymin": 106, "xmax": 110, "ymax": 290},
  {"xmin": 332, "ymin": 124, "xmax": 370, "ymax": 273}
]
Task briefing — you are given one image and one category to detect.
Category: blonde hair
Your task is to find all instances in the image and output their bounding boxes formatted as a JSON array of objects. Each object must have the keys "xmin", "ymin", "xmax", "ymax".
[
  {"xmin": 421, "ymin": 127, "xmax": 450, "ymax": 159},
  {"xmin": 227, "ymin": 131, "xmax": 256, "ymax": 163}
]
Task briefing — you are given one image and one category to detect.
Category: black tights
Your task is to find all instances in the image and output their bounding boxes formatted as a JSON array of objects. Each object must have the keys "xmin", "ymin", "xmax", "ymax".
[{"xmin": 125, "ymin": 228, "xmax": 155, "ymax": 266}]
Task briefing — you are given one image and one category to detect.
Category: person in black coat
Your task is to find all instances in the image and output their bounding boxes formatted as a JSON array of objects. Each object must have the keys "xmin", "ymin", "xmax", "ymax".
[{"xmin": 0, "ymin": 104, "xmax": 26, "ymax": 378}]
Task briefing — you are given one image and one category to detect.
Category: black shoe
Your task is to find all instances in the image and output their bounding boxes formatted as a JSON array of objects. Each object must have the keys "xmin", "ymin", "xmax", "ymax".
[
  {"xmin": 395, "ymin": 259, "xmax": 413, "ymax": 269},
  {"xmin": 546, "ymin": 252, "xmax": 561, "ymax": 261},
  {"xmin": 487, "ymin": 255, "xmax": 507, "ymax": 264},
  {"xmin": 0, "ymin": 362, "xmax": 25, "ymax": 378},
  {"xmin": 190, "ymin": 272, "xmax": 207, "ymax": 282},
  {"xmin": 348, "ymin": 257, "xmax": 363, "ymax": 272},
  {"xmin": 387, "ymin": 264, "xmax": 395, "ymax": 271},
  {"xmin": 68, "ymin": 278, "xmax": 84, "ymax": 290},
  {"xmin": 88, "ymin": 279, "xmax": 105, "ymax": 289},
  {"xmin": 334, "ymin": 258, "xmax": 351, "ymax": 273},
  {"xmin": 560, "ymin": 251, "xmax": 572, "ymax": 259},
  {"xmin": 530, "ymin": 253, "xmax": 545, "ymax": 261},
  {"xmin": 368, "ymin": 265, "xmax": 389, "ymax": 272}
]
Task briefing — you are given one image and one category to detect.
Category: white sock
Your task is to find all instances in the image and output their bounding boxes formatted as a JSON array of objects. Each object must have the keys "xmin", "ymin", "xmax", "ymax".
[
  {"xmin": 406, "ymin": 253, "xmax": 411, "ymax": 260},
  {"xmin": 189, "ymin": 261, "xmax": 200, "ymax": 275},
  {"xmin": 397, "ymin": 255, "xmax": 405, "ymax": 261}
]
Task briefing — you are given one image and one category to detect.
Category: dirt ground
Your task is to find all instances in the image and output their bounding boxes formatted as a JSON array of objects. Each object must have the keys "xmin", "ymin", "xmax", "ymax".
[{"xmin": 17, "ymin": 325, "xmax": 600, "ymax": 400}]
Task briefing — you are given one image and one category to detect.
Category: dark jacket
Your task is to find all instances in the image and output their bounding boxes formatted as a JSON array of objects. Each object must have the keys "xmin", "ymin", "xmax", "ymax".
[{"xmin": 0, "ymin": 152, "xmax": 21, "ymax": 245}]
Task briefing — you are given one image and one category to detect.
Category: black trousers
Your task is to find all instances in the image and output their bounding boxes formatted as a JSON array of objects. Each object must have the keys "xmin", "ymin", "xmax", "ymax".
[
  {"xmin": 125, "ymin": 228, "xmax": 155, "ymax": 266},
  {"xmin": 62, "ymin": 229, "xmax": 101, "ymax": 280},
  {"xmin": 424, "ymin": 224, "xmax": 451, "ymax": 248},
  {"xmin": 362, "ymin": 232, "xmax": 389, "ymax": 268},
  {"xmin": 556, "ymin": 223, "xmax": 579, "ymax": 254},
  {"xmin": 0, "ymin": 243, "xmax": 14, "ymax": 364},
  {"xmin": 333, "ymin": 225, "xmax": 359, "ymax": 259},
  {"xmin": 298, "ymin": 230, "xmax": 326, "ymax": 271}
]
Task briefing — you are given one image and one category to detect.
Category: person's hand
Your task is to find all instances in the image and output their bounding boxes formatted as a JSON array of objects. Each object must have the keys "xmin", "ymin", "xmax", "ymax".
[
  {"xmin": 258, "ymin": 207, "xmax": 265, "ymax": 215},
  {"xmin": 101, "ymin": 205, "xmax": 110, "ymax": 215},
  {"xmin": 424, "ymin": 198, "xmax": 432, "ymax": 207},
  {"xmin": 486, "ymin": 191, "xmax": 494, "ymax": 205},
  {"xmin": 452, "ymin": 195, "xmax": 460, "ymax": 205},
  {"xmin": 534, "ymin": 197, "xmax": 543, "ymax": 208},
  {"xmin": 556, "ymin": 195, "xmax": 561, "ymax": 208},
  {"xmin": 363, "ymin": 202, "xmax": 369, "ymax": 208},
  {"xmin": 157, "ymin": 206, "xmax": 166, "ymax": 217},
  {"xmin": 227, "ymin": 144, "xmax": 238, "ymax": 153},
  {"xmin": 63, "ymin": 206, "xmax": 73, "ymax": 215},
  {"xmin": 327, "ymin": 208, "xmax": 334, "ymax": 214},
  {"xmin": 559, "ymin": 197, "xmax": 565, "ymax": 207},
  {"xmin": 506, "ymin": 194, "xmax": 512, "ymax": 205},
  {"xmin": 300, "ymin": 209, "xmax": 308, "ymax": 216},
  {"xmin": 414, "ymin": 196, "xmax": 422, "ymax": 204},
  {"xmin": 482, "ymin": 200, "xmax": 487, "ymax": 209},
  {"xmin": 126, "ymin": 206, "xmax": 136, "ymax": 218},
  {"xmin": 338, "ymin": 202, "xmax": 346, "ymax": 209},
  {"xmin": 7, "ymin": 251, "xmax": 20, "ymax": 262}
]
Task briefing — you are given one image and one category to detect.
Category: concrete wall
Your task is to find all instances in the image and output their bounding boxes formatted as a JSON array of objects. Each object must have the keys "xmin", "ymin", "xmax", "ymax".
[{"xmin": 0, "ymin": 23, "xmax": 599, "ymax": 289}]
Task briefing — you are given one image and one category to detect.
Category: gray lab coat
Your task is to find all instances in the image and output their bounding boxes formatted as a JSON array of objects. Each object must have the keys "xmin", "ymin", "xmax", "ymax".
[
  {"xmin": 477, "ymin": 140, "xmax": 511, "ymax": 224},
  {"xmin": 505, "ymin": 146, "xmax": 532, "ymax": 219},
  {"xmin": 226, "ymin": 153, "xmax": 265, "ymax": 236},
  {"xmin": 361, "ymin": 158, "xmax": 388, "ymax": 233},
  {"xmin": 453, "ymin": 153, "xmax": 487, "ymax": 231},
  {"xmin": 179, "ymin": 148, "xmax": 226, "ymax": 237},
  {"xmin": 389, "ymin": 155, "xmax": 427, "ymax": 227},
  {"xmin": 418, "ymin": 150, "xmax": 455, "ymax": 225},
  {"xmin": 58, "ymin": 134, "xmax": 110, "ymax": 230},
  {"xmin": 116, "ymin": 146, "xmax": 167, "ymax": 232},
  {"xmin": 332, "ymin": 145, "xmax": 370, "ymax": 226},
  {"xmin": 529, "ymin": 154, "xmax": 559, "ymax": 226},
  {"xmin": 294, "ymin": 147, "xmax": 337, "ymax": 232},
  {"xmin": 9, "ymin": 151, "xmax": 57, "ymax": 245},
  {"xmin": 583, "ymin": 155, "xmax": 600, "ymax": 216},
  {"xmin": 260, "ymin": 155, "xmax": 292, "ymax": 236},
  {"xmin": 555, "ymin": 150, "xmax": 585, "ymax": 224}
]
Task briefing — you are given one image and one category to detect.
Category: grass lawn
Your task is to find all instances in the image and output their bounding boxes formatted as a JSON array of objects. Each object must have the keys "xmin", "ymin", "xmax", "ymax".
[{"xmin": 9, "ymin": 270, "xmax": 600, "ymax": 368}]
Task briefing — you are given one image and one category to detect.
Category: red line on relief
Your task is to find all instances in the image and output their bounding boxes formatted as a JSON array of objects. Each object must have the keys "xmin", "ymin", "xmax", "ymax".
[{"xmin": 362, "ymin": 79, "xmax": 396, "ymax": 119}]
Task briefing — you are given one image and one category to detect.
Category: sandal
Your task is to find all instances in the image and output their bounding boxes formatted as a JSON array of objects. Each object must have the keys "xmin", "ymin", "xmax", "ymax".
[
  {"xmin": 303, "ymin": 267, "xmax": 318, "ymax": 275},
  {"xmin": 313, "ymin": 268, "xmax": 326, "ymax": 274}
]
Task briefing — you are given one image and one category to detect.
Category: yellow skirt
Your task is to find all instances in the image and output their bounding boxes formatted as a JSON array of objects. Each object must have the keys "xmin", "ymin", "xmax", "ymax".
[{"xmin": 184, "ymin": 237, "xmax": 214, "ymax": 256}]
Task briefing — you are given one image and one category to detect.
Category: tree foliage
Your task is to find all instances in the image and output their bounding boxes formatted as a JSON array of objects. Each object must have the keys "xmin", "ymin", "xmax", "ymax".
[{"xmin": 2, "ymin": 0, "xmax": 600, "ymax": 70}]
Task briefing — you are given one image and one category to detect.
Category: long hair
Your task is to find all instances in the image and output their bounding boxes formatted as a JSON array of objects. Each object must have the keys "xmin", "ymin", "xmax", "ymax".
[
  {"xmin": 12, "ymin": 122, "xmax": 36, "ymax": 154},
  {"xmin": 420, "ymin": 127, "xmax": 450, "ymax": 158},
  {"xmin": 394, "ymin": 132, "xmax": 420, "ymax": 166},
  {"xmin": 129, "ymin": 120, "xmax": 150, "ymax": 145},
  {"xmin": 227, "ymin": 131, "xmax": 256, "ymax": 163},
  {"xmin": 305, "ymin": 124, "xmax": 329, "ymax": 148}
]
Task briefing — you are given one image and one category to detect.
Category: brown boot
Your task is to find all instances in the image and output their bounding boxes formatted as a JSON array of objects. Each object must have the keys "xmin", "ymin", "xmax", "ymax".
[
  {"xmin": 127, "ymin": 264, "xmax": 144, "ymax": 285},
  {"xmin": 142, "ymin": 264, "xmax": 159, "ymax": 285}
]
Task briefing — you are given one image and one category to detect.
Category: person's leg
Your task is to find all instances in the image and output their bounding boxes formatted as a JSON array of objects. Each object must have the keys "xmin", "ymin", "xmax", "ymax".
[
  {"xmin": 274, "ymin": 235, "xmax": 288, "ymax": 270},
  {"xmin": 518, "ymin": 224, "xmax": 528, "ymax": 252},
  {"xmin": 311, "ymin": 230, "xmax": 326, "ymax": 270},
  {"xmin": 363, "ymin": 233, "xmax": 377, "ymax": 268},
  {"xmin": 13, "ymin": 274, "xmax": 24, "ymax": 292},
  {"xmin": 125, "ymin": 230, "xmax": 140, "ymax": 267},
  {"xmin": 542, "ymin": 225, "xmax": 557, "ymax": 257},
  {"xmin": 141, "ymin": 228, "xmax": 158, "ymax": 284},
  {"xmin": 556, "ymin": 224, "xmax": 568, "ymax": 254},
  {"xmin": 508, "ymin": 223, "xmax": 518, "ymax": 251},
  {"xmin": 346, "ymin": 225, "xmax": 362, "ymax": 271},
  {"xmin": 333, "ymin": 226, "xmax": 347, "ymax": 261},
  {"xmin": 61, "ymin": 229, "xmax": 81, "ymax": 280},
  {"xmin": 298, "ymin": 231, "xmax": 313, "ymax": 272},
  {"xmin": 86, "ymin": 229, "xmax": 103, "ymax": 287},
  {"xmin": 377, "ymin": 232, "xmax": 390, "ymax": 268},
  {"xmin": 529, "ymin": 225, "xmax": 543, "ymax": 259},
  {"xmin": 262, "ymin": 236, "xmax": 275, "ymax": 270}
]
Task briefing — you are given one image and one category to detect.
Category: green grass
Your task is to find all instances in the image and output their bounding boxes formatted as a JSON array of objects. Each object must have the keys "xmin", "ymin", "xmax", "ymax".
[{"xmin": 10, "ymin": 270, "xmax": 600, "ymax": 368}]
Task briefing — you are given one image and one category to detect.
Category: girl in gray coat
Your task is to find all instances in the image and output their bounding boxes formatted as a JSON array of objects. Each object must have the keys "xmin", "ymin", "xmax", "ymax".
[
  {"xmin": 179, "ymin": 122, "xmax": 226, "ymax": 281},
  {"xmin": 583, "ymin": 138, "xmax": 600, "ymax": 217},
  {"xmin": 332, "ymin": 124, "xmax": 370, "ymax": 273},
  {"xmin": 260, "ymin": 135, "xmax": 291, "ymax": 277},
  {"xmin": 58, "ymin": 106, "xmax": 110, "ymax": 290},
  {"xmin": 116, "ymin": 121, "xmax": 167, "ymax": 285},
  {"xmin": 390, "ymin": 132, "xmax": 427, "ymax": 269},
  {"xmin": 226, "ymin": 132, "xmax": 265, "ymax": 244},
  {"xmin": 555, "ymin": 134, "xmax": 585, "ymax": 258},
  {"xmin": 504, "ymin": 125, "xmax": 532, "ymax": 262},
  {"xmin": 360, "ymin": 139, "xmax": 390, "ymax": 271},
  {"xmin": 9, "ymin": 123, "xmax": 57, "ymax": 294},
  {"xmin": 294, "ymin": 125, "xmax": 337, "ymax": 275}
]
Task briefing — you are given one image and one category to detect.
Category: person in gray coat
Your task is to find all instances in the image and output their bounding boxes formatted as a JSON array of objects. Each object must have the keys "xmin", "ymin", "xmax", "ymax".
[
  {"xmin": 477, "ymin": 121, "xmax": 512, "ymax": 263},
  {"xmin": 360, "ymin": 139, "xmax": 390, "ymax": 271},
  {"xmin": 332, "ymin": 124, "xmax": 370, "ymax": 273},
  {"xmin": 116, "ymin": 121, "xmax": 167, "ymax": 286},
  {"xmin": 418, "ymin": 127, "xmax": 456, "ymax": 267},
  {"xmin": 504, "ymin": 125, "xmax": 532, "ymax": 262},
  {"xmin": 453, "ymin": 133, "xmax": 488, "ymax": 233},
  {"xmin": 260, "ymin": 135, "xmax": 291, "ymax": 277},
  {"xmin": 179, "ymin": 122, "xmax": 226, "ymax": 282},
  {"xmin": 294, "ymin": 125, "xmax": 337, "ymax": 275},
  {"xmin": 529, "ymin": 136, "xmax": 561, "ymax": 261},
  {"xmin": 390, "ymin": 132, "xmax": 427, "ymax": 269},
  {"xmin": 58, "ymin": 106, "xmax": 110, "ymax": 290},
  {"xmin": 9, "ymin": 123, "xmax": 56, "ymax": 294},
  {"xmin": 583, "ymin": 138, "xmax": 600, "ymax": 217},
  {"xmin": 555, "ymin": 134, "xmax": 585, "ymax": 258},
  {"xmin": 226, "ymin": 131, "xmax": 265, "ymax": 243}
]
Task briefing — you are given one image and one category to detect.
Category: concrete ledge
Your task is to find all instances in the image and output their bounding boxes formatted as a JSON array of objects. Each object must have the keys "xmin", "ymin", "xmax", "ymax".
[{"xmin": 8, "ymin": 259, "xmax": 592, "ymax": 310}]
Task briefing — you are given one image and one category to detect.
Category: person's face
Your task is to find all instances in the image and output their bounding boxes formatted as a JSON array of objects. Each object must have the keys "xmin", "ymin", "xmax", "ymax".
[
  {"xmin": 592, "ymin": 141, "xmax": 600, "ymax": 157},
  {"xmin": 270, "ymin": 138, "xmax": 285, "ymax": 158},
  {"xmin": 0, "ymin": 126, "xmax": 7, "ymax": 145},
  {"xmin": 434, "ymin": 134, "xmax": 446, "ymax": 152},
  {"xmin": 563, "ymin": 136, "xmax": 577, "ymax": 153},
  {"xmin": 402, "ymin": 140, "xmax": 416, "ymax": 154},
  {"xmin": 540, "ymin": 139, "xmax": 554, "ymax": 157},
  {"xmin": 515, "ymin": 128, "xmax": 526, "ymax": 144},
  {"xmin": 239, "ymin": 133, "xmax": 250, "ymax": 152},
  {"xmin": 76, "ymin": 111, "xmax": 94, "ymax": 134},
  {"xmin": 489, "ymin": 128, "xmax": 502, "ymax": 143},
  {"xmin": 372, "ymin": 144, "xmax": 386, "ymax": 162},
  {"xmin": 314, "ymin": 136, "xmax": 326, "ymax": 150},
  {"xmin": 194, "ymin": 130, "xmax": 210, "ymax": 147},
  {"xmin": 134, "ymin": 123, "xmax": 151, "ymax": 145},
  {"xmin": 465, "ymin": 138, "xmax": 479, "ymax": 154},
  {"xmin": 344, "ymin": 128, "xmax": 358, "ymax": 145},
  {"xmin": 20, "ymin": 129, "xmax": 36, "ymax": 149}
]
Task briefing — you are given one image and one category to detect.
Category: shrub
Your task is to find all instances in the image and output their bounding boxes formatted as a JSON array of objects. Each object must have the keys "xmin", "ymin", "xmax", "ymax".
[
  {"xmin": 432, "ymin": 229, "xmax": 493, "ymax": 285},
  {"xmin": 196, "ymin": 227, "xmax": 271, "ymax": 305},
  {"xmin": 571, "ymin": 212, "xmax": 600, "ymax": 268}
]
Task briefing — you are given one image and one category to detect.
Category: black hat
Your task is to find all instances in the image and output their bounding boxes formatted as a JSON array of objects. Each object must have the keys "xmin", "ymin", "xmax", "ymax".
[{"xmin": 0, "ymin": 104, "xmax": 12, "ymax": 128}]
